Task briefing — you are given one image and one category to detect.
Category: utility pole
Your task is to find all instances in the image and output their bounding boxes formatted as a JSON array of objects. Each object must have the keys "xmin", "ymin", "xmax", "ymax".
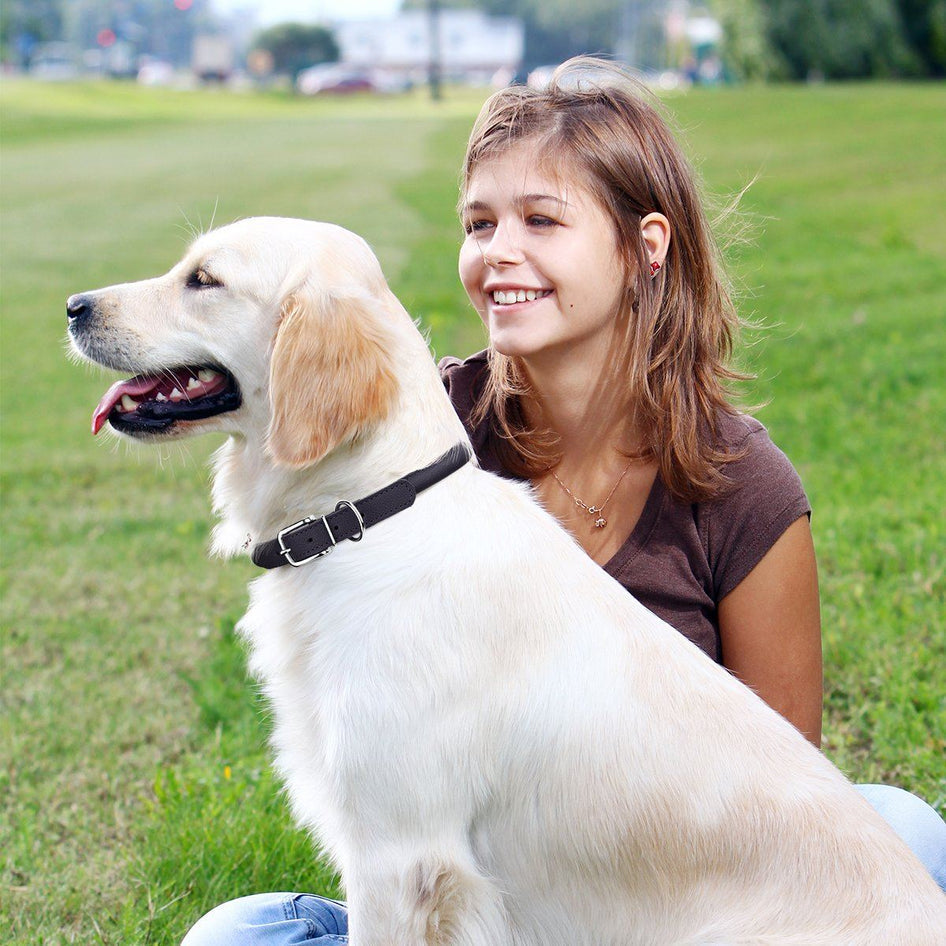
[
  {"xmin": 615, "ymin": 0, "xmax": 644, "ymax": 69},
  {"xmin": 428, "ymin": 0, "xmax": 442, "ymax": 102},
  {"xmin": 616, "ymin": 0, "xmax": 668, "ymax": 72}
]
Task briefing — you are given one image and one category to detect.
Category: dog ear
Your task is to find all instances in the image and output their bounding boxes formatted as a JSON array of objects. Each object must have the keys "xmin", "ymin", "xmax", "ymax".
[{"xmin": 267, "ymin": 288, "xmax": 399, "ymax": 468}]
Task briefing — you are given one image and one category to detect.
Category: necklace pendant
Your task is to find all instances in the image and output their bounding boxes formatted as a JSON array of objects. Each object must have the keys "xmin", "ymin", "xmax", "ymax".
[{"xmin": 594, "ymin": 516, "xmax": 607, "ymax": 529}]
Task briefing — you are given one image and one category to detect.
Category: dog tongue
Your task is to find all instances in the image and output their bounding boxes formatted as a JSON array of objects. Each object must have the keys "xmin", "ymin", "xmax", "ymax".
[{"xmin": 91, "ymin": 374, "xmax": 162, "ymax": 435}]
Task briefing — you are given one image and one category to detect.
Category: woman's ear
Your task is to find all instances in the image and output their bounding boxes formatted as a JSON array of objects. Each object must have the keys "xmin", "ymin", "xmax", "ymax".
[
  {"xmin": 640, "ymin": 212, "xmax": 671, "ymax": 273},
  {"xmin": 267, "ymin": 288, "xmax": 399, "ymax": 468}
]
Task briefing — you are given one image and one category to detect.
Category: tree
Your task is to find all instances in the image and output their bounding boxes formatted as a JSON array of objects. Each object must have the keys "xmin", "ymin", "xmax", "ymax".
[
  {"xmin": 1, "ymin": 0, "xmax": 63, "ymax": 66},
  {"xmin": 709, "ymin": 0, "xmax": 776, "ymax": 80},
  {"xmin": 760, "ymin": 0, "xmax": 921, "ymax": 79},
  {"xmin": 252, "ymin": 22, "xmax": 339, "ymax": 80},
  {"xmin": 894, "ymin": 0, "xmax": 946, "ymax": 75}
]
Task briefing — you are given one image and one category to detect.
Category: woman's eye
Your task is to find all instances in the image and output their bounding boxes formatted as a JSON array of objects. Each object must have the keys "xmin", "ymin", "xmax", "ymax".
[
  {"xmin": 527, "ymin": 215, "xmax": 557, "ymax": 228},
  {"xmin": 464, "ymin": 219, "xmax": 494, "ymax": 235},
  {"xmin": 187, "ymin": 268, "xmax": 222, "ymax": 290}
]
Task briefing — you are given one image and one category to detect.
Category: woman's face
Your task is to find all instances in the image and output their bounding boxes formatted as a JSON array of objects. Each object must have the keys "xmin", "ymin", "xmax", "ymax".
[{"xmin": 458, "ymin": 140, "xmax": 628, "ymax": 369}]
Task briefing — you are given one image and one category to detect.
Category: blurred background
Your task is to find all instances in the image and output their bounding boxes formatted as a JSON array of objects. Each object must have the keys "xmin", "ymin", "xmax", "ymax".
[
  {"xmin": 3, "ymin": 0, "xmax": 945, "ymax": 95},
  {"xmin": 2, "ymin": 2, "xmax": 944, "ymax": 945}
]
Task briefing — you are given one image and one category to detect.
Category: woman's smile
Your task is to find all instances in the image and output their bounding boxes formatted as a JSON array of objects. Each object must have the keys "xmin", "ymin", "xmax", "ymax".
[{"xmin": 489, "ymin": 287, "xmax": 554, "ymax": 306}]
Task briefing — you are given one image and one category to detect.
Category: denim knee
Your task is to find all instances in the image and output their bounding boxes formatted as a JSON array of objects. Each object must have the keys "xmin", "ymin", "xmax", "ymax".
[
  {"xmin": 181, "ymin": 892, "xmax": 348, "ymax": 945},
  {"xmin": 857, "ymin": 783, "xmax": 946, "ymax": 891}
]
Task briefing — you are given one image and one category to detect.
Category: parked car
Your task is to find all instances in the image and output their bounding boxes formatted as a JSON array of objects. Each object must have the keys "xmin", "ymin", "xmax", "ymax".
[
  {"xmin": 29, "ymin": 42, "xmax": 79, "ymax": 80},
  {"xmin": 296, "ymin": 64, "xmax": 375, "ymax": 95},
  {"xmin": 137, "ymin": 59, "xmax": 176, "ymax": 87}
]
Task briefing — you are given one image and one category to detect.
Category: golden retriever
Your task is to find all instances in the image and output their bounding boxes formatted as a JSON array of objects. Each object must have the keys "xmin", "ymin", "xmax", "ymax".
[{"xmin": 67, "ymin": 217, "xmax": 946, "ymax": 944}]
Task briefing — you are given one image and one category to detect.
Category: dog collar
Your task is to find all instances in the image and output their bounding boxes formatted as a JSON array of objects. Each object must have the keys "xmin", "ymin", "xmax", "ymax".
[{"xmin": 252, "ymin": 443, "xmax": 472, "ymax": 569}]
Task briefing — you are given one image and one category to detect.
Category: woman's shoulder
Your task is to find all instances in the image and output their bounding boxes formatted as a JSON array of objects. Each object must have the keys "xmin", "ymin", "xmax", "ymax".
[
  {"xmin": 438, "ymin": 350, "xmax": 490, "ymax": 423},
  {"xmin": 438, "ymin": 350, "xmax": 489, "ymax": 384},
  {"xmin": 713, "ymin": 411, "xmax": 804, "ymax": 489},
  {"xmin": 714, "ymin": 409, "xmax": 770, "ymax": 451}
]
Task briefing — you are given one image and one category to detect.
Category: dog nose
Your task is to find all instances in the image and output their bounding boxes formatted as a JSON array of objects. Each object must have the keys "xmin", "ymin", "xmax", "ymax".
[{"xmin": 66, "ymin": 293, "xmax": 93, "ymax": 324}]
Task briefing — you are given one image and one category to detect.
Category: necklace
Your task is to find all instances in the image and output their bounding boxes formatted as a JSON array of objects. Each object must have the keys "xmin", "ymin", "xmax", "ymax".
[{"xmin": 551, "ymin": 460, "xmax": 634, "ymax": 529}]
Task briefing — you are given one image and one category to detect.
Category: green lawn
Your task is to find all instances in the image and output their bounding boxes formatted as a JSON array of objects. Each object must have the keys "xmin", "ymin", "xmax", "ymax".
[{"xmin": 1, "ymin": 78, "xmax": 944, "ymax": 945}]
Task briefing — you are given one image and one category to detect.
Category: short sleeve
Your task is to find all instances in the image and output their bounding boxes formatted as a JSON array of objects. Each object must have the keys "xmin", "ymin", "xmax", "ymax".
[{"xmin": 702, "ymin": 416, "xmax": 811, "ymax": 601}]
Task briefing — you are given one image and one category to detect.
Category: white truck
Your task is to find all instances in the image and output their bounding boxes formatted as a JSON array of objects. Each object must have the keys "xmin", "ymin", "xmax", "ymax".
[{"xmin": 192, "ymin": 35, "xmax": 234, "ymax": 83}]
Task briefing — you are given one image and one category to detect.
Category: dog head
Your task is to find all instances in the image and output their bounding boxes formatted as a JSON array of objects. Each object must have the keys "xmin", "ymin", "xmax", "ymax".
[{"xmin": 68, "ymin": 217, "xmax": 402, "ymax": 468}]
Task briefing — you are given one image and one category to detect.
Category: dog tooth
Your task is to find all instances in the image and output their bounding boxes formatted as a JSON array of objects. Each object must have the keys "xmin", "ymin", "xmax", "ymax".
[
  {"xmin": 120, "ymin": 394, "xmax": 139, "ymax": 412},
  {"xmin": 155, "ymin": 392, "xmax": 168, "ymax": 402},
  {"xmin": 170, "ymin": 387, "xmax": 184, "ymax": 401},
  {"xmin": 187, "ymin": 376, "xmax": 201, "ymax": 391},
  {"xmin": 197, "ymin": 368, "xmax": 218, "ymax": 383}
]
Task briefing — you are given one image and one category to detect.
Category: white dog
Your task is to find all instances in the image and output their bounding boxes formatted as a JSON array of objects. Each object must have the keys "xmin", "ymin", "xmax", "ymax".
[{"xmin": 68, "ymin": 217, "xmax": 946, "ymax": 945}]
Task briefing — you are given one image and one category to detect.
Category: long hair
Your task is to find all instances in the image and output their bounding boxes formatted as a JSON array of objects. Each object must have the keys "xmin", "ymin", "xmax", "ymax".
[{"xmin": 460, "ymin": 57, "xmax": 748, "ymax": 503}]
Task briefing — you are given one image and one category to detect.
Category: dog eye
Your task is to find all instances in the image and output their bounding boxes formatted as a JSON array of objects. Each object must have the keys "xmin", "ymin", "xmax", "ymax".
[{"xmin": 186, "ymin": 268, "xmax": 223, "ymax": 290}]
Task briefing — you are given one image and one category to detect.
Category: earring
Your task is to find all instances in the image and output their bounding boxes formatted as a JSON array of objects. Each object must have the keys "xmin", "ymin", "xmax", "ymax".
[{"xmin": 650, "ymin": 260, "xmax": 661, "ymax": 277}]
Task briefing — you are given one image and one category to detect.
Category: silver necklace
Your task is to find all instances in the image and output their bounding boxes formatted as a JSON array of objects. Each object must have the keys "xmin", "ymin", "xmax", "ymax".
[{"xmin": 550, "ymin": 460, "xmax": 634, "ymax": 529}]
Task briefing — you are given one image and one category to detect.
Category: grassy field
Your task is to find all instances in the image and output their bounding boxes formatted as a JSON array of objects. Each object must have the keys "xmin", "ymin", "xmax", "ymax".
[{"xmin": 1, "ymin": 78, "xmax": 944, "ymax": 944}]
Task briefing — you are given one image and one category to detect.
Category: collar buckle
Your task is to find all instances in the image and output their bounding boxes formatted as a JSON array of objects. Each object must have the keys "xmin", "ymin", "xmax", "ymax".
[{"xmin": 277, "ymin": 515, "xmax": 336, "ymax": 567}]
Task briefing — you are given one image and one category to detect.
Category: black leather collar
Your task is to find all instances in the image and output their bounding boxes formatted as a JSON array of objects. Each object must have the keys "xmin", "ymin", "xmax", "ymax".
[{"xmin": 252, "ymin": 443, "xmax": 471, "ymax": 569}]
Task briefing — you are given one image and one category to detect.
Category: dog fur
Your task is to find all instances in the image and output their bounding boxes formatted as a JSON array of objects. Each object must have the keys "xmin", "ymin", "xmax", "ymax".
[{"xmin": 68, "ymin": 217, "xmax": 946, "ymax": 945}]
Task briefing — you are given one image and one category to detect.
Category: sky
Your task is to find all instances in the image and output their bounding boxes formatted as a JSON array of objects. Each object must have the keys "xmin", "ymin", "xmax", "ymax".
[{"xmin": 211, "ymin": 0, "xmax": 402, "ymax": 26}]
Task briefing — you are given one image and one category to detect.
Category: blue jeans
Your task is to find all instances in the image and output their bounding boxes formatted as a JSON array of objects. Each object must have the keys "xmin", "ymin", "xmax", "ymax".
[
  {"xmin": 180, "ymin": 785, "xmax": 946, "ymax": 944},
  {"xmin": 182, "ymin": 892, "xmax": 349, "ymax": 945}
]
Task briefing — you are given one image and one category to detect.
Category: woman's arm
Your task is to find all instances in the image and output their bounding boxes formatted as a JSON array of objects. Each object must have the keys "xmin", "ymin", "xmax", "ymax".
[{"xmin": 717, "ymin": 515, "xmax": 823, "ymax": 746}]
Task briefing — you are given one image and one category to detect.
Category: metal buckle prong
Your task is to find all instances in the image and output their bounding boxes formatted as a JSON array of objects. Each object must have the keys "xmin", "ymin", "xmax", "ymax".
[{"xmin": 277, "ymin": 515, "xmax": 336, "ymax": 567}]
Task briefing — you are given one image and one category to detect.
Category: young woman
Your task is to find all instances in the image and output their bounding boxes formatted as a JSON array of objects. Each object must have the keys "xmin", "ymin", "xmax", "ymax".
[{"xmin": 182, "ymin": 58, "xmax": 945, "ymax": 944}]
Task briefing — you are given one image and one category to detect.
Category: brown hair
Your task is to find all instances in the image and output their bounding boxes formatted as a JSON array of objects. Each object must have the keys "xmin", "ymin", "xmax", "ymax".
[{"xmin": 460, "ymin": 57, "xmax": 747, "ymax": 503}]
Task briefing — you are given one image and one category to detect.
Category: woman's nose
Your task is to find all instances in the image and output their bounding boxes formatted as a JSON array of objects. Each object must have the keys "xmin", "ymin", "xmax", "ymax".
[{"xmin": 479, "ymin": 221, "xmax": 524, "ymax": 267}]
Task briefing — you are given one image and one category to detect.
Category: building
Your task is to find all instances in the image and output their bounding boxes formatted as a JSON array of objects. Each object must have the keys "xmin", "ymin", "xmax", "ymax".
[{"xmin": 332, "ymin": 9, "xmax": 524, "ymax": 86}]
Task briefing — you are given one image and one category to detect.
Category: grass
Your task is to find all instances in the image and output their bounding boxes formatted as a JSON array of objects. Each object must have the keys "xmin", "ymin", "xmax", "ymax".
[{"xmin": 1, "ymin": 78, "xmax": 944, "ymax": 944}]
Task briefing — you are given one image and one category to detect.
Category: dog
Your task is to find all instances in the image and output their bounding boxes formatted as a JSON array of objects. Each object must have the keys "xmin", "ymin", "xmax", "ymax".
[{"xmin": 68, "ymin": 217, "xmax": 946, "ymax": 944}]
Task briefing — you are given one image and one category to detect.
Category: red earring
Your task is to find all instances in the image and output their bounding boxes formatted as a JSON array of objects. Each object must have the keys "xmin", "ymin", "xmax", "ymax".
[{"xmin": 650, "ymin": 260, "xmax": 661, "ymax": 277}]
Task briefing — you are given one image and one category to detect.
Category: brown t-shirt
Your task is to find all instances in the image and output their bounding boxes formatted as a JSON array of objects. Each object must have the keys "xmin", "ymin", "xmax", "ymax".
[{"xmin": 439, "ymin": 351, "xmax": 811, "ymax": 663}]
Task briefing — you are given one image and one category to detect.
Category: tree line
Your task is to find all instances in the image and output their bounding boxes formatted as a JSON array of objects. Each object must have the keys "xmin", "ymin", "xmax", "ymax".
[{"xmin": 3, "ymin": 0, "xmax": 944, "ymax": 80}]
